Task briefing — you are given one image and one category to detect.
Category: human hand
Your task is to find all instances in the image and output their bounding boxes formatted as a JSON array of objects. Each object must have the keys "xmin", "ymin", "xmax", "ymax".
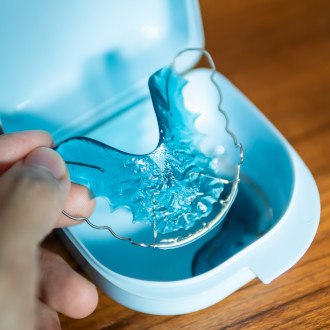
[{"xmin": 0, "ymin": 130, "xmax": 98, "ymax": 330}]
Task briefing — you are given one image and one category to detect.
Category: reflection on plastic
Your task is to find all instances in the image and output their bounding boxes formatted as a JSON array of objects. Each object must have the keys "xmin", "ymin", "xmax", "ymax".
[{"xmin": 56, "ymin": 67, "xmax": 223, "ymax": 235}]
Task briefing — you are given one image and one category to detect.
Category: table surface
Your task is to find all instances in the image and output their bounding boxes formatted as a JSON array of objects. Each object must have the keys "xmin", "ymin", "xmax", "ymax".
[{"xmin": 43, "ymin": 0, "xmax": 330, "ymax": 329}]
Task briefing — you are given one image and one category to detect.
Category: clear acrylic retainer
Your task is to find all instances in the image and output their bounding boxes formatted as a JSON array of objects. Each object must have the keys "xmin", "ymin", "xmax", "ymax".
[{"xmin": 0, "ymin": 0, "xmax": 320, "ymax": 315}]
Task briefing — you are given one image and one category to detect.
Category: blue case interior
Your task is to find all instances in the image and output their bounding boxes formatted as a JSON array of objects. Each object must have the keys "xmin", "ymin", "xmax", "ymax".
[{"xmin": 0, "ymin": 0, "xmax": 320, "ymax": 314}]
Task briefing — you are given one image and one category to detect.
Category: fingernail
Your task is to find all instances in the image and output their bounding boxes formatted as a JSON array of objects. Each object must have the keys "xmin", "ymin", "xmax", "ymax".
[{"xmin": 24, "ymin": 147, "xmax": 69, "ymax": 183}]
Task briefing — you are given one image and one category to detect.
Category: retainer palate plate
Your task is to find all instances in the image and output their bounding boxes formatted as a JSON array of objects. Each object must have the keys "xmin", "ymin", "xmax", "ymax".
[{"xmin": 57, "ymin": 50, "xmax": 242, "ymax": 249}]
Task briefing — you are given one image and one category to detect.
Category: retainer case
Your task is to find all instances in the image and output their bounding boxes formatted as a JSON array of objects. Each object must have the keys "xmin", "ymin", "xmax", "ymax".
[{"xmin": 0, "ymin": 0, "xmax": 320, "ymax": 315}]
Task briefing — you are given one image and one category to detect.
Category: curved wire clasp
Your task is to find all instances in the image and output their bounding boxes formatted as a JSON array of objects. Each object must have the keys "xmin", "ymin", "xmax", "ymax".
[{"xmin": 62, "ymin": 210, "xmax": 152, "ymax": 248}]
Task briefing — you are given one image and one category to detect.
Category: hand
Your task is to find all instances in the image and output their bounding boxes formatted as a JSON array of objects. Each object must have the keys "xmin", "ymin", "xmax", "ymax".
[{"xmin": 0, "ymin": 130, "xmax": 98, "ymax": 330}]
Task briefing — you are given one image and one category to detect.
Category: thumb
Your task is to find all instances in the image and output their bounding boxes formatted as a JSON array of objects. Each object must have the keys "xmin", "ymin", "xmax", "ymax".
[
  {"xmin": 0, "ymin": 147, "xmax": 70, "ymax": 247},
  {"xmin": 0, "ymin": 148, "xmax": 70, "ymax": 330}
]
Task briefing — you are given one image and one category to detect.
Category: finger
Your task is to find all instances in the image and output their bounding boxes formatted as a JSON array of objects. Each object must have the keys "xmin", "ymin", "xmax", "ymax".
[
  {"xmin": 38, "ymin": 248, "xmax": 98, "ymax": 319},
  {"xmin": 36, "ymin": 300, "xmax": 60, "ymax": 330},
  {"xmin": 0, "ymin": 147, "xmax": 70, "ymax": 249},
  {"xmin": 0, "ymin": 130, "xmax": 53, "ymax": 174},
  {"xmin": 0, "ymin": 130, "xmax": 95, "ymax": 228},
  {"xmin": 0, "ymin": 261, "xmax": 36, "ymax": 330},
  {"xmin": 0, "ymin": 147, "xmax": 69, "ymax": 330},
  {"xmin": 56, "ymin": 183, "xmax": 96, "ymax": 228}
]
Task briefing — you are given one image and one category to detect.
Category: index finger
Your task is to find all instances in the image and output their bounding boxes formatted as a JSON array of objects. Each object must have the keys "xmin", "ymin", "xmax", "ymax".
[
  {"xmin": 0, "ymin": 130, "xmax": 96, "ymax": 228},
  {"xmin": 0, "ymin": 130, "xmax": 53, "ymax": 174}
]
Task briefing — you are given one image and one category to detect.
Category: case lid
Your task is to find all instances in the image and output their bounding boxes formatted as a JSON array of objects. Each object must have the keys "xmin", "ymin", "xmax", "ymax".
[{"xmin": 0, "ymin": 0, "xmax": 204, "ymax": 141}]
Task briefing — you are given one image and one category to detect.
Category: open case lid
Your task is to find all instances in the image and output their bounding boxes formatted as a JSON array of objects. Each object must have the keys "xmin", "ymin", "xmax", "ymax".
[{"xmin": 0, "ymin": 0, "xmax": 204, "ymax": 142}]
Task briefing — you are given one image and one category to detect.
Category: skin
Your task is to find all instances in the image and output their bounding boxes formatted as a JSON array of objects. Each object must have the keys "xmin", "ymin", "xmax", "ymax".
[{"xmin": 0, "ymin": 130, "xmax": 98, "ymax": 330}]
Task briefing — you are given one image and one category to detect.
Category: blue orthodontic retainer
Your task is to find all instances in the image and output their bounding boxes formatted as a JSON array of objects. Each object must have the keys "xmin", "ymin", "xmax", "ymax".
[{"xmin": 0, "ymin": 0, "xmax": 320, "ymax": 315}]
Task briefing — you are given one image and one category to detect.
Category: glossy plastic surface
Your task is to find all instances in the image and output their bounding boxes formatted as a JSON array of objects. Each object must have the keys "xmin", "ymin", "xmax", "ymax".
[
  {"xmin": 0, "ymin": 0, "xmax": 320, "ymax": 315},
  {"xmin": 56, "ymin": 67, "xmax": 223, "ymax": 238},
  {"xmin": 59, "ymin": 69, "xmax": 319, "ymax": 314},
  {"xmin": 0, "ymin": 0, "xmax": 203, "ymax": 142}
]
